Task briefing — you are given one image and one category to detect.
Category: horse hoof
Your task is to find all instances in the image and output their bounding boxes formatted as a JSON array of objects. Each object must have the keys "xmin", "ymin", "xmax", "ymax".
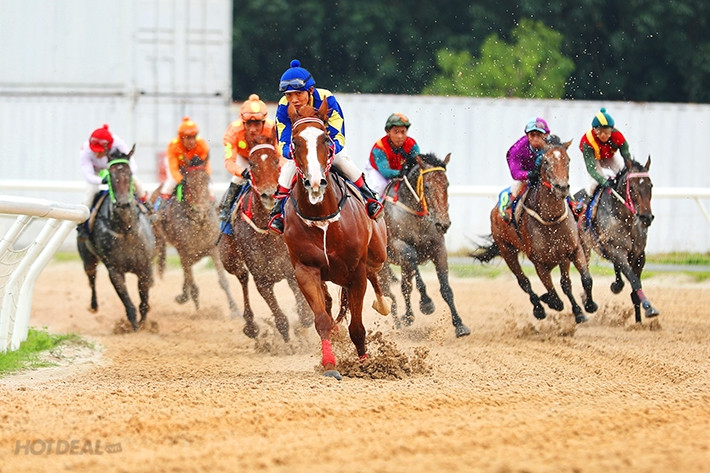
[
  {"xmin": 533, "ymin": 306, "xmax": 546, "ymax": 320},
  {"xmin": 610, "ymin": 281, "xmax": 624, "ymax": 294},
  {"xmin": 359, "ymin": 354, "xmax": 369, "ymax": 362},
  {"xmin": 420, "ymin": 299, "xmax": 435, "ymax": 315},
  {"xmin": 585, "ymin": 301, "xmax": 598, "ymax": 313},
  {"xmin": 323, "ymin": 370, "xmax": 342, "ymax": 381},
  {"xmin": 175, "ymin": 294, "xmax": 189, "ymax": 304},
  {"xmin": 645, "ymin": 306, "xmax": 660, "ymax": 318},
  {"xmin": 575, "ymin": 314, "xmax": 589, "ymax": 324},
  {"xmin": 243, "ymin": 323, "xmax": 259, "ymax": 339},
  {"xmin": 455, "ymin": 324, "xmax": 471, "ymax": 338},
  {"xmin": 402, "ymin": 314, "xmax": 415, "ymax": 327}
]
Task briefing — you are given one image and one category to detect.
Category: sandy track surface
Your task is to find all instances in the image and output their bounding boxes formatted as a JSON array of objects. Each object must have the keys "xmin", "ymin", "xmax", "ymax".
[{"xmin": 1, "ymin": 260, "xmax": 709, "ymax": 473}]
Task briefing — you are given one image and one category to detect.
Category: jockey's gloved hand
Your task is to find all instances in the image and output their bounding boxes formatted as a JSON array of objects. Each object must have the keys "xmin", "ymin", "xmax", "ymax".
[
  {"xmin": 241, "ymin": 168, "xmax": 251, "ymax": 181},
  {"xmin": 600, "ymin": 178, "xmax": 613, "ymax": 188},
  {"xmin": 527, "ymin": 167, "xmax": 540, "ymax": 183}
]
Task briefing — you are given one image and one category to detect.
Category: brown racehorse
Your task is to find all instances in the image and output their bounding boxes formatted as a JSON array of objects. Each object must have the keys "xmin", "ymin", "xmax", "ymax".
[
  {"xmin": 577, "ymin": 156, "xmax": 659, "ymax": 323},
  {"xmin": 380, "ymin": 153, "xmax": 471, "ymax": 337},
  {"xmin": 472, "ymin": 136, "xmax": 598, "ymax": 323},
  {"xmin": 152, "ymin": 157, "xmax": 238, "ymax": 316},
  {"xmin": 282, "ymin": 101, "xmax": 391, "ymax": 380},
  {"xmin": 217, "ymin": 133, "xmax": 312, "ymax": 341}
]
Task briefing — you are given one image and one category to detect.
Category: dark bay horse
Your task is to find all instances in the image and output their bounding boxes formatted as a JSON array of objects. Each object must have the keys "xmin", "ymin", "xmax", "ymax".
[
  {"xmin": 152, "ymin": 157, "xmax": 238, "ymax": 316},
  {"xmin": 77, "ymin": 146, "xmax": 155, "ymax": 331},
  {"xmin": 218, "ymin": 134, "xmax": 311, "ymax": 341},
  {"xmin": 381, "ymin": 153, "xmax": 471, "ymax": 338},
  {"xmin": 282, "ymin": 101, "xmax": 391, "ymax": 380},
  {"xmin": 472, "ymin": 137, "xmax": 598, "ymax": 323},
  {"xmin": 577, "ymin": 156, "xmax": 659, "ymax": 323}
]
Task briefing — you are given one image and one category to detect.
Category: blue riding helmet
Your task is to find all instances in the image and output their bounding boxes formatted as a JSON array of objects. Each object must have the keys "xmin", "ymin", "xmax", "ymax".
[
  {"xmin": 524, "ymin": 117, "xmax": 550, "ymax": 134},
  {"xmin": 279, "ymin": 59, "xmax": 316, "ymax": 93}
]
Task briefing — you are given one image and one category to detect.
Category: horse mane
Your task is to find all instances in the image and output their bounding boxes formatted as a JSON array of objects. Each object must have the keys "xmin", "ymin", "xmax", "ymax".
[
  {"xmin": 545, "ymin": 134, "xmax": 563, "ymax": 146},
  {"xmin": 402, "ymin": 152, "xmax": 447, "ymax": 176}
]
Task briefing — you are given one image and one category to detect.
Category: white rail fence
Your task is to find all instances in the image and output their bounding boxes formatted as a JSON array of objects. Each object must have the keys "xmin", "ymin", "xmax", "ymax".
[{"xmin": 0, "ymin": 195, "xmax": 89, "ymax": 352}]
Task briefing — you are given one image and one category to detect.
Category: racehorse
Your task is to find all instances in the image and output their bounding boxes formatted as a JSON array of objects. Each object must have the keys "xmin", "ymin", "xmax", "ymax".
[
  {"xmin": 282, "ymin": 101, "xmax": 391, "ymax": 380},
  {"xmin": 77, "ymin": 146, "xmax": 155, "ymax": 331},
  {"xmin": 577, "ymin": 156, "xmax": 659, "ymax": 323},
  {"xmin": 380, "ymin": 153, "xmax": 471, "ymax": 338},
  {"xmin": 217, "ymin": 133, "xmax": 311, "ymax": 341},
  {"xmin": 471, "ymin": 136, "xmax": 598, "ymax": 323},
  {"xmin": 152, "ymin": 157, "xmax": 238, "ymax": 316}
]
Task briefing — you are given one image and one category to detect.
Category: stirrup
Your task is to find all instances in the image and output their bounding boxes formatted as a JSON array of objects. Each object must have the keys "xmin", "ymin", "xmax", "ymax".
[
  {"xmin": 366, "ymin": 199, "xmax": 384, "ymax": 220},
  {"xmin": 268, "ymin": 214, "xmax": 284, "ymax": 235}
]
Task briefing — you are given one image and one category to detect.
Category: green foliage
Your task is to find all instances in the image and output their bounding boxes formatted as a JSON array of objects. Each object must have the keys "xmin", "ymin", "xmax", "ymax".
[
  {"xmin": 232, "ymin": 0, "xmax": 710, "ymax": 103},
  {"xmin": 0, "ymin": 328, "xmax": 83, "ymax": 377},
  {"xmin": 424, "ymin": 20, "xmax": 574, "ymax": 98}
]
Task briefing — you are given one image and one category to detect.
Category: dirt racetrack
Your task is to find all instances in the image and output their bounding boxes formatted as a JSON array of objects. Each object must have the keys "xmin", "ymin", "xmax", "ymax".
[{"xmin": 1, "ymin": 259, "xmax": 709, "ymax": 473}]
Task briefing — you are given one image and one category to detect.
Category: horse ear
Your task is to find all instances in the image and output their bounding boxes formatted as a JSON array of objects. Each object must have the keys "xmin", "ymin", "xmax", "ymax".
[
  {"xmin": 645, "ymin": 155, "xmax": 651, "ymax": 171},
  {"xmin": 317, "ymin": 99, "xmax": 329, "ymax": 122},
  {"xmin": 287, "ymin": 102, "xmax": 298, "ymax": 122},
  {"xmin": 562, "ymin": 140, "xmax": 572, "ymax": 150},
  {"xmin": 128, "ymin": 144, "xmax": 136, "ymax": 158},
  {"xmin": 270, "ymin": 126, "xmax": 278, "ymax": 146},
  {"xmin": 444, "ymin": 153, "xmax": 451, "ymax": 166}
]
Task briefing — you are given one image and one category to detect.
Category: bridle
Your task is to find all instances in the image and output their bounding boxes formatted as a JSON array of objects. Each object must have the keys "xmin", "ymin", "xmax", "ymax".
[
  {"xmin": 290, "ymin": 116, "xmax": 335, "ymax": 182},
  {"xmin": 386, "ymin": 165, "xmax": 446, "ymax": 217}
]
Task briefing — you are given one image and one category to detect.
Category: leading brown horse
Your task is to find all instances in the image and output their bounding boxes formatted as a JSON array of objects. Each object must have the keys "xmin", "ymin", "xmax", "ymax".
[
  {"xmin": 472, "ymin": 136, "xmax": 598, "ymax": 323},
  {"xmin": 282, "ymin": 101, "xmax": 391, "ymax": 380},
  {"xmin": 217, "ymin": 133, "xmax": 312, "ymax": 341}
]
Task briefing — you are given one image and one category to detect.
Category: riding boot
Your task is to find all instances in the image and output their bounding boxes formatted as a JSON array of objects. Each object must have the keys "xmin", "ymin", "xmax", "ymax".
[
  {"xmin": 573, "ymin": 190, "xmax": 590, "ymax": 216},
  {"xmin": 219, "ymin": 182, "xmax": 242, "ymax": 222},
  {"xmin": 356, "ymin": 177, "xmax": 384, "ymax": 220},
  {"xmin": 268, "ymin": 185, "xmax": 290, "ymax": 235}
]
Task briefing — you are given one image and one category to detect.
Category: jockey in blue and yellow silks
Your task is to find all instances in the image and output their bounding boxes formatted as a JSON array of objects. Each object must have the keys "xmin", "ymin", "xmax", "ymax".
[{"xmin": 268, "ymin": 59, "xmax": 383, "ymax": 234}]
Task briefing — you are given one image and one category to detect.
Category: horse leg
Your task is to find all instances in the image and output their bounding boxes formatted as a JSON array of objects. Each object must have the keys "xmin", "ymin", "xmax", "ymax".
[
  {"xmin": 293, "ymin": 265, "xmax": 339, "ymax": 379},
  {"xmin": 498, "ymin": 241, "xmax": 546, "ymax": 319},
  {"xmin": 612, "ymin": 256, "xmax": 659, "ymax": 321},
  {"xmin": 254, "ymin": 281, "xmax": 290, "ymax": 342},
  {"xmin": 346, "ymin": 270, "xmax": 369, "ymax": 359},
  {"xmin": 209, "ymin": 248, "xmax": 239, "ymax": 318},
  {"xmin": 237, "ymin": 267, "xmax": 259, "ymax": 339},
  {"xmin": 106, "ymin": 268, "xmax": 139, "ymax": 331},
  {"xmin": 367, "ymin": 269, "xmax": 391, "ymax": 316},
  {"xmin": 137, "ymin": 268, "xmax": 152, "ymax": 325},
  {"xmin": 397, "ymin": 245, "xmax": 419, "ymax": 326},
  {"xmin": 570, "ymin": 245, "xmax": 598, "ymax": 315},
  {"xmin": 558, "ymin": 262, "xmax": 587, "ymax": 324},
  {"xmin": 610, "ymin": 267, "xmax": 625, "ymax": 294},
  {"xmin": 432, "ymin": 247, "xmax": 470, "ymax": 337},
  {"xmin": 413, "ymin": 266, "xmax": 435, "ymax": 315},
  {"xmin": 335, "ymin": 288, "xmax": 349, "ymax": 325},
  {"xmin": 287, "ymin": 277, "xmax": 313, "ymax": 328},
  {"xmin": 629, "ymin": 251, "xmax": 659, "ymax": 321},
  {"xmin": 78, "ymin": 242, "xmax": 99, "ymax": 312},
  {"xmin": 176, "ymin": 260, "xmax": 199, "ymax": 309},
  {"xmin": 534, "ymin": 263, "xmax": 564, "ymax": 311},
  {"xmin": 378, "ymin": 264, "xmax": 398, "ymax": 320}
]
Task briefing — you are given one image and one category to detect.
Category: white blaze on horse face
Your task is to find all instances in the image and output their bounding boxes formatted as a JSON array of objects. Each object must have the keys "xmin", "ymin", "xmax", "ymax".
[{"xmin": 299, "ymin": 126, "xmax": 326, "ymax": 204}]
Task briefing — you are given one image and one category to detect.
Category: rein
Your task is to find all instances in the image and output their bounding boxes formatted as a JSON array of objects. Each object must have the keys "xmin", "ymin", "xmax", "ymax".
[
  {"xmin": 622, "ymin": 171, "xmax": 650, "ymax": 214},
  {"xmin": 386, "ymin": 166, "xmax": 446, "ymax": 216},
  {"xmin": 99, "ymin": 158, "xmax": 133, "ymax": 203}
]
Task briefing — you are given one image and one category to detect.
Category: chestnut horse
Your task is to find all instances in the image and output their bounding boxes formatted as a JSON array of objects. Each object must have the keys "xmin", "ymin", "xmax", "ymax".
[
  {"xmin": 77, "ymin": 146, "xmax": 155, "ymax": 331},
  {"xmin": 152, "ymin": 157, "xmax": 238, "ymax": 316},
  {"xmin": 380, "ymin": 153, "xmax": 471, "ymax": 338},
  {"xmin": 472, "ymin": 136, "xmax": 598, "ymax": 323},
  {"xmin": 577, "ymin": 156, "xmax": 659, "ymax": 323},
  {"xmin": 282, "ymin": 101, "xmax": 391, "ymax": 380},
  {"xmin": 218, "ymin": 133, "xmax": 311, "ymax": 341}
]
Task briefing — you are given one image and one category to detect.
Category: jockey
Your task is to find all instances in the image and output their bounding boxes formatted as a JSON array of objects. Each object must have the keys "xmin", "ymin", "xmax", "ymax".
[
  {"xmin": 497, "ymin": 117, "xmax": 550, "ymax": 222},
  {"xmin": 364, "ymin": 113, "xmax": 421, "ymax": 198},
  {"xmin": 219, "ymin": 94, "xmax": 280, "ymax": 222},
  {"xmin": 267, "ymin": 59, "xmax": 384, "ymax": 234},
  {"xmin": 576, "ymin": 108, "xmax": 633, "ymax": 208},
  {"xmin": 79, "ymin": 124, "xmax": 148, "ymax": 207},
  {"xmin": 154, "ymin": 117, "xmax": 212, "ymax": 211}
]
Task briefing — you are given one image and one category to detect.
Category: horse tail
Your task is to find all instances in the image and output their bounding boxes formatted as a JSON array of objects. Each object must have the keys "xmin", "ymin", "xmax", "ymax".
[{"xmin": 469, "ymin": 235, "xmax": 500, "ymax": 263}]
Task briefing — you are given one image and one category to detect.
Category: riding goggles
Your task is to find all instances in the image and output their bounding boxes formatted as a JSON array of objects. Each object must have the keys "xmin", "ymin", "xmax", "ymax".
[{"xmin": 279, "ymin": 75, "xmax": 312, "ymax": 92}]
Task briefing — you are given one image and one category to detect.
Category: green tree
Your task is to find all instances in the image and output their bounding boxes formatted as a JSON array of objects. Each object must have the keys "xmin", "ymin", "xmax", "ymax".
[{"xmin": 424, "ymin": 20, "xmax": 574, "ymax": 98}]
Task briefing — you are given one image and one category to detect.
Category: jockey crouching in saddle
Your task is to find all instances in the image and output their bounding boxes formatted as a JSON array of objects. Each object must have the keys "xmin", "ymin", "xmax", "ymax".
[
  {"xmin": 219, "ymin": 94, "xmax": 281, "ymax": 223},
  {"xmin": 77, "ymin": 124, "xmax": 149, "ymax": 240},
  {"xmin": 364, "ymin": 113, "xmax": 421, "ymax": 198},
  {"xmin": 154, "ymin": 117, "xmax": 213, "ymax": 211},
  {"xmin": 267, "ymin": 59, "xmax": 384, "ymax": 235},
  {"xmin": 574, "ymin": 108, "xmax": 634, "ymax": 214},
  {"xmin": 497, "ymin": 117, "xmax": 551, "ymax": 222}
]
